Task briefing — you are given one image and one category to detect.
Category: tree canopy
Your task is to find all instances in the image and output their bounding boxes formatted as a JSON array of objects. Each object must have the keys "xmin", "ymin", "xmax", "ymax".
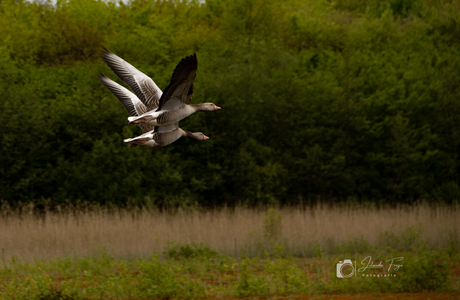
[{"xmin": 1, "ymin": 0, "xmax": 460, "ymax": 207}]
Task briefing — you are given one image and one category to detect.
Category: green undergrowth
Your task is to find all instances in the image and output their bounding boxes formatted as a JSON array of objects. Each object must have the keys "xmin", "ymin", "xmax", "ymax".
[{"xmin": 0, "ymin": 229, "xmax": 458, "ymax": 299}]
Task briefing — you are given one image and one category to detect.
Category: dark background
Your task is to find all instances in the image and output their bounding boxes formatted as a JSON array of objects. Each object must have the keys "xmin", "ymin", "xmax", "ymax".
[{"xmin": 1, "ymin": 0, "xmax": 460, "ymax": 208}]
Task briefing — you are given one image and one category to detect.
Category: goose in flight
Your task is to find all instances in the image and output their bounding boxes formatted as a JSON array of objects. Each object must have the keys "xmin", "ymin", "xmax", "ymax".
[
  {"xmin": 99, "ymin": 75, "xmax": 208, "ymax": 148},
  {"xmin": 101, "ymin": 50, "xmax": 220, "ymax": 127},
  {"xmin": 123, "ymin": 122, "xmax": 209, "ymax": 148}
]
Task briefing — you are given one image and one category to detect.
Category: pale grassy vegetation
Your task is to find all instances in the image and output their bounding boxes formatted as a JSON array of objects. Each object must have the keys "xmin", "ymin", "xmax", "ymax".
[
  {"xmin": 0, "ymin": 203, "xmax": 459, "ymax": 299},
  {"xmin": 0, "ymin": 203, "xmax": 458, "ymax": 264}
]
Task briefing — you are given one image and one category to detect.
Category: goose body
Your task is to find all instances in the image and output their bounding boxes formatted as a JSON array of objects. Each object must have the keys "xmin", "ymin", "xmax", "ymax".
[
  {"xmin": 101, "ymin": 49, "xmax": 220, "ymax": 127},
  {"xmin": 124, "ymin": 53, "xmax": 220, "ymax": 126},
  {"xmin": 99, "ymin": 49, "xmax": 216, "ymax": 148},
  {"xmin": 127, "ymin": 103, "xmax": 219, "ymax": 125},
  {"xmin": 99, "ymin": 75, "xmax": 209, "ymax": 148},
  {"xmin": 123, "ymin": 123, "xmax": 209, "ymax": 148}
]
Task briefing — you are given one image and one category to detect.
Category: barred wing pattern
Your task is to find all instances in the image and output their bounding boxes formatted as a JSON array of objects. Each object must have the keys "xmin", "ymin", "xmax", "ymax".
[
  {"xmin": 98, "ymin": 75, "xmax": 155, "ymax": 133},
  {"xmin": 100, "ymin": 48, "xmax": 161, "ymax": 111}
]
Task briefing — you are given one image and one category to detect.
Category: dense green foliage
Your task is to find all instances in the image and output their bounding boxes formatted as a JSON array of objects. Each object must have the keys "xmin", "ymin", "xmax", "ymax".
[{"xmin": 1, "ymin": 0, "xmax": 460, "ymax": 207}]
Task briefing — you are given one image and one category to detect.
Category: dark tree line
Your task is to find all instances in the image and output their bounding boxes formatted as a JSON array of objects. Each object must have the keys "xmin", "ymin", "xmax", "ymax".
[{"xmin": 1, "ymin": 0, "xmax": 460, "ymax": 207}]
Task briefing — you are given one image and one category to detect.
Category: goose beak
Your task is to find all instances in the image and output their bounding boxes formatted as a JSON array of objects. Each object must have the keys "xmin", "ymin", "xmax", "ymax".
[
  {"xmin": 203, "ymin": 135, "xmax": 210, "ymax": 140},
  {"xmin": 214, "ymin": 105, "xmax": 221, "ymax": 110}
]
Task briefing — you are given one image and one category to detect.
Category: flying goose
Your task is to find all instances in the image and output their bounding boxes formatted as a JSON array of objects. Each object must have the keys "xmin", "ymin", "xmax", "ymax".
[
  {"xmin": 101, "ymin": 50, "xmax": 220, "ymax": 127},
  {"xmin": 123, "ymin": 122, "xmax": 209, "ymax": 148},
  {"xmin": 122, "ymin": 53, "xmax": 220, "ymax": 126},
  {"xmin": 99, "ymin": 75, "xmax": 208, "ymax": 148}
]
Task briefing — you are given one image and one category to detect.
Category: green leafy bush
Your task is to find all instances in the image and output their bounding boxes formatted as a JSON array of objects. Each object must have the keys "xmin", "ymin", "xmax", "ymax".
[
  {"xmin": 135, "ymin": 253, "xmax": 207, "ymax": 299},
  {"xmin": 163, "ymin": 242, "xmax": 226, "ymax": 260}
]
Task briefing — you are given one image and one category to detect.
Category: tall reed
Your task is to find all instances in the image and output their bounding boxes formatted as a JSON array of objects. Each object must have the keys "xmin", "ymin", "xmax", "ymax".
[{"xmin": 0, "ymin": 203, "xmax": 458, "ymax": 264}]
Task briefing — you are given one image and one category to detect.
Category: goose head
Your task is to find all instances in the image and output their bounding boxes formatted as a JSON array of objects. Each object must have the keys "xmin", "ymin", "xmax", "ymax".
[
  {"xmin": 194, "ymin": 132, "xmax": 210, "ymax": 140},
  {"xmin": 197, "ymin": 103, "xmax": 221, "ymax": 111},
  {"xmin": 184, "ymin": 131, "xmax": 209, "ymax": 141}
]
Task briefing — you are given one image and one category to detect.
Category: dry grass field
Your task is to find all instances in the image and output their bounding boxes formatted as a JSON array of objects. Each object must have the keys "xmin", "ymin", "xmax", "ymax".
[
  {"xmin": 0, "ymin": 203, "xmax": 459, "ymax": 299},
  {"xmin": 0, "ymin": 203, "xmax": 458, "ymax": 263}
]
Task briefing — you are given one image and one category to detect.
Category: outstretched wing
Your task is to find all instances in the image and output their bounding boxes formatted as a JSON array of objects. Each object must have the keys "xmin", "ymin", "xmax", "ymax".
[
  {"xmin": 157, "ymin": 53, "xmax": 197, "ymax": 112},
  {"xmin": 100, "ymin": 48, "xmax": 162, "ymax": 111},
  {"xmin": 98, "ymin": 74, "xmax": 154, "ymax": 133}
]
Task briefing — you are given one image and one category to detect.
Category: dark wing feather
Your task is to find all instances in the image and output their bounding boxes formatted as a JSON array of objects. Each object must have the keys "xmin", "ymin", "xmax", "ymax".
[
  {"xmin": 186, "ymin": 84, "xmax": 193, "ymax": 105},
  {"xmin": 157, "ymin": 53, "xmax": 197, "ymax": 111},
  {"xmin": 169, "ymin": 53, "xmax": 198, "ymax": 85}
]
